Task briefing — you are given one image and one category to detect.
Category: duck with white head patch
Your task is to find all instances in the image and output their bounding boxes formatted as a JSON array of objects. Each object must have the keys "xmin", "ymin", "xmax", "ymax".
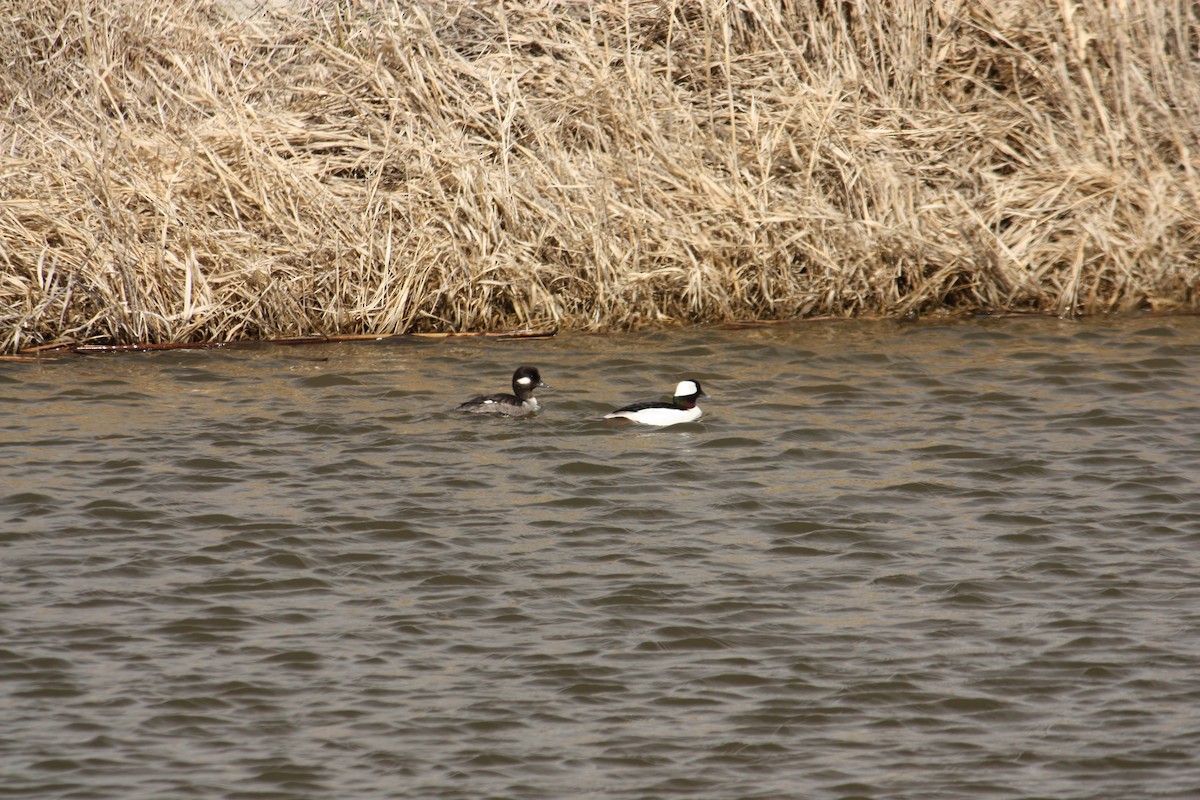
[
  {"xmin": 604, "ymin": 379, "xmax": 708, "ymax": 427},
  {"xmin": 457, "ymin": 366, "xmax": 548, "ymax": 416}
]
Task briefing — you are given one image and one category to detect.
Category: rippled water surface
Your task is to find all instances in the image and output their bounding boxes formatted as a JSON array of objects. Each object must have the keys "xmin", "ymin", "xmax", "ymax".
[{"xmin": 3, "ymin": 316, "xmax": 1200, "ymax": 799}]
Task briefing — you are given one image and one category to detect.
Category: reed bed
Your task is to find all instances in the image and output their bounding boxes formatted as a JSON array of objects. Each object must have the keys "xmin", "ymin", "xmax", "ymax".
[{"xmin": 1, "ymin": 0, "xmax": 1198, "ymax": 351}]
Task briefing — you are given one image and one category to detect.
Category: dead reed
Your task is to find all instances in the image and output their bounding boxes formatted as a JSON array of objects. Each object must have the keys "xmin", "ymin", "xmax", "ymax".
[{"xmin": 1, "ymin": 0, "xmax": 1198, "ymax": 351}]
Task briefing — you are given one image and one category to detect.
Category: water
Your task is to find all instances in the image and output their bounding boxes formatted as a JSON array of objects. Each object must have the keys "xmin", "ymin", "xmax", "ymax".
[{"xmin": 2, "ymin": 316, "xmax": 1199, "ymax": 799}]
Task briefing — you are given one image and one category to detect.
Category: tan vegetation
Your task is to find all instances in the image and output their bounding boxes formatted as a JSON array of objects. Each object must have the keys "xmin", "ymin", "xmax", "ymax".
[{"xmin": 1, "ymin": 0, "xmax": 1198, "ymax": 352}]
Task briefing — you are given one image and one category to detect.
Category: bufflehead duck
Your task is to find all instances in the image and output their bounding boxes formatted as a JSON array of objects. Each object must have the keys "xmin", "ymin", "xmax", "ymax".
[
  {"xmin": 457, "ymin": 366, "xmax": 548, "ymax": 416},
  {"xmin": 604, "ymin": 379, "xmax": 708, "ymax": 427}
]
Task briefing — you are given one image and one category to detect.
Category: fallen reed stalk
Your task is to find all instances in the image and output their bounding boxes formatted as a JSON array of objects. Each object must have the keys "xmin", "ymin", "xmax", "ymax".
[{"xmin": 1, "ymin": 0, "xmax": 1198, "ymax": 352}]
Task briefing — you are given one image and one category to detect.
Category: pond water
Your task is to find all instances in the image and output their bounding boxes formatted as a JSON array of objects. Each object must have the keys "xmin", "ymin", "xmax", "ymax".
[{"xmin": 2, "ymin": 316, "xmax": 1199, "ymax": 799}]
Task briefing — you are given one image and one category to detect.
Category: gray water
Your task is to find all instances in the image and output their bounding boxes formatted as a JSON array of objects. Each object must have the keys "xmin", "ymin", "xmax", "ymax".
[{"xmin": 2, "ymin": 316, "xmax": 1199, "ymax": 800}]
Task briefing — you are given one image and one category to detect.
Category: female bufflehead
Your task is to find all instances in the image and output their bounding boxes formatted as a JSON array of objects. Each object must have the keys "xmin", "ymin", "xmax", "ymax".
[
  {"xmin": 457, "ymin": 366, "xmax": 548, "ymax": 416},
  {"xmin": 604, "ymin": 379, "xmax": 708, "ymax": 427}
]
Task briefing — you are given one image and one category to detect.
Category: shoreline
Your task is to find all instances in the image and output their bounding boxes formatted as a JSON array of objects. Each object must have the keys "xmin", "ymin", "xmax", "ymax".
[{"xmin": 8, "ymin": 308, "xmax": 1200, "ymax": 362}]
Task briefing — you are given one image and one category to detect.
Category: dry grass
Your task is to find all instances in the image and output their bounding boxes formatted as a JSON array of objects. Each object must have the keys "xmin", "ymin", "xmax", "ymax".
[{"xmin": 1, "ymin": 0, "xmax": 1198, "ymax": 351}]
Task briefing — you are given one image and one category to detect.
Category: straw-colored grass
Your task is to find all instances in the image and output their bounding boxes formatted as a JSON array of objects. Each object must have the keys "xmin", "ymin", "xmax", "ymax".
[{"xmin": 2, "ymin": 0, "xmax": 1198, "ymax": 351}]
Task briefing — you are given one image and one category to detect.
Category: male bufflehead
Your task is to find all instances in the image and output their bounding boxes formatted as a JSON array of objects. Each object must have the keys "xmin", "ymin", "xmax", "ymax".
[
  {"xmin": 457, "ymin": 366, "xmax": 548, "ymax": 416},
  {"xmin": 604, "ymin": 379, "xmax": 708, "ymax": 427}
]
